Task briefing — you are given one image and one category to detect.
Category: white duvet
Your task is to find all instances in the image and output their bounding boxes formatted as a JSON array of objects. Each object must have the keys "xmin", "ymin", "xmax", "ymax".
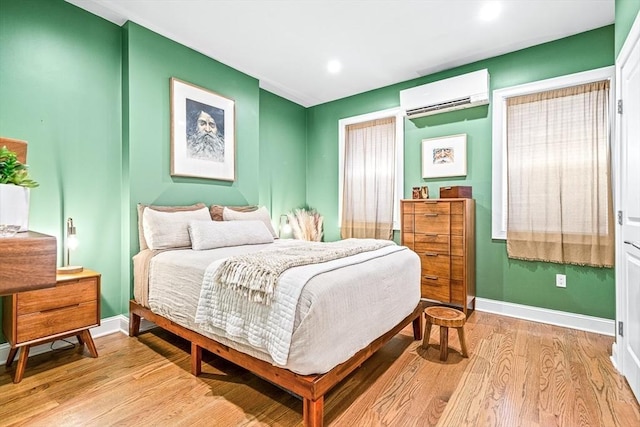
[
  {"xmin": 147, "ymin": 239, "xmax": 420, "ymax": 375},
  {"xmin": 194, "ymin": 240, "xmax": 407, "ymax": 365}
]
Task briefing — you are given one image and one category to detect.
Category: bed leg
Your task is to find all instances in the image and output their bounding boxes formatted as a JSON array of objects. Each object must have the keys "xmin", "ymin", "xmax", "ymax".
[
  {"xmin": 129, "ymin": 312, "xmax": 141, "ymax": 337},
  {"xmin": 191, "ymin": 342, "xmax": 202, "ymax": 376},
  {"xmin": 303, "ymin": 396, "xmax": 324, "ymax": 427},
  {"xmin": 412, "ymin": 313, "xmax": 423, "ymax": 340}
]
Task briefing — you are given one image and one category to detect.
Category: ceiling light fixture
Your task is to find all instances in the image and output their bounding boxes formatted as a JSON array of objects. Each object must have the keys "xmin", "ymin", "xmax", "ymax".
[
  {"xmin": 327, "ymin": 60, "xmax": 342, "ymax": 74},
  {"xmin": 479, "ymin": 1, "xmax": 502, "ymax": 22}
]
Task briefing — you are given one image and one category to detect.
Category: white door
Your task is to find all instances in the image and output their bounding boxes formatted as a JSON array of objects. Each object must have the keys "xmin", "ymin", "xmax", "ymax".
[{"xmin": 616, "ymin": 11, "xmax": 640, "ymax": 403}]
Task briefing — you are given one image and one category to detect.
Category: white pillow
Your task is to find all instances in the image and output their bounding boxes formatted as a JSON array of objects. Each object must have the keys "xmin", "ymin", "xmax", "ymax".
[
  {"xmin": 222, "ymin": 206, "xmax": 278, "ymax": 238},
  {"xmin": 142, "ymin": 206, "xmax": 211, "ymax": 250},
  {"xmin": 188, "ymin": 220, "xmax": 274, "ymax": 250}
]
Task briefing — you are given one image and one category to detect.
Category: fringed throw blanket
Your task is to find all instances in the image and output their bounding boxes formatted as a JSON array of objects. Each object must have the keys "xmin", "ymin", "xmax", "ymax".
[
  {"xmin": 214, "ymin": 238, "xmax": 394, "ymax": 304},
  {"xmin": 195, "ymin": 239, "xmax": 405, "ymax": 365}
]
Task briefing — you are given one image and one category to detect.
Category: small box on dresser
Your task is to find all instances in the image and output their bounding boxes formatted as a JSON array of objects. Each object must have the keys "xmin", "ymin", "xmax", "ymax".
[
  {"xmin": 401, "ymin": 198, "xmax": 475, "ymax": 315},
  {"xmin": 439, "ymin": 186, "xmax": 472, "ymax": 198}
]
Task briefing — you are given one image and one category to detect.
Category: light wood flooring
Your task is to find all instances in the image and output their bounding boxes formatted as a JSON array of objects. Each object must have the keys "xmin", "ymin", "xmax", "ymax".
[{"xmin": 0, "ymin": 311, "xmax": 638, "ymax": 426}]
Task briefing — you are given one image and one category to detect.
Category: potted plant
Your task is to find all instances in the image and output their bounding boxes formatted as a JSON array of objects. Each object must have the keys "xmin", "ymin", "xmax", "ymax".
[{"xmin": 0, "ymin": 146, "xmax": 38, "ymax": 233}]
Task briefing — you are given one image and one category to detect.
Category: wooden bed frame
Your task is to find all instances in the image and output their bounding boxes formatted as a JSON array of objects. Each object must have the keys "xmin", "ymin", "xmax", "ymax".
[{"xmin": 129, "ymin": 300, "xmax": 423, "ymax": 427}]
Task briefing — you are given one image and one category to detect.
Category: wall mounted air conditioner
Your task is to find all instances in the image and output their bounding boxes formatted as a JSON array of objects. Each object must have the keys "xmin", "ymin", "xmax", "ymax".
[{"xmin": 400, "ymin": 69, "xmax": 490, "ymax": 118}]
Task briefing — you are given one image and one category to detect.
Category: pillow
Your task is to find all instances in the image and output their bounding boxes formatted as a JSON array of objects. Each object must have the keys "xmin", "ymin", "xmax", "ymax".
[
  {"xmin": 142, "ymin": 206, "xmax": 211, "ymax": 250},
  {"xmin": 222, "ymin": 206, "xmax": 278, "ymax": 238},
  {"xmin": 209, "ymin": 204, "xmax": 258, "ymax": 221},
  {"xmin": 137, "ymin": 203, "xmax": 207, "ymax": 250},
  {"xmin": 188, "ymin": 220, "xmax": 274, "ymax": 250}
]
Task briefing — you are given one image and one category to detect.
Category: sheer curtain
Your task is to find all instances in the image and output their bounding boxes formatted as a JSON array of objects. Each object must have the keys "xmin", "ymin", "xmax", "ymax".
[
  {"xmin": 341, "ymin": 117, "xmax": 396, "ymax": 240},
  {"xmin": 506, "ymin": 80, "xmax": 613, "ymax": 267}
]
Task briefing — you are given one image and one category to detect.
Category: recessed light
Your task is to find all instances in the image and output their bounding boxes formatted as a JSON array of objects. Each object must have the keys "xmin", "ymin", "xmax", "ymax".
[
  {"xmin": 479, "ymin": 1, "xmax": 502, "ymax": 22},
  {"xmin": 327, "ymin": 60, "xmax": 342, "ymax": 74}
]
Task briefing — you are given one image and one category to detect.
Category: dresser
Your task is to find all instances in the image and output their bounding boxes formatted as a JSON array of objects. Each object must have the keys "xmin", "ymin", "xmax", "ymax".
[
  {"xmin": 0, "ymin": 231, "xmax": 56, "ymax": 295},
  {"xmin": 401, "ymin": 199, "xmax": 475, "ymax": 315},
  {"xmin": 2, "ymin": 269, "xmax": 101, "ymax": 383}
]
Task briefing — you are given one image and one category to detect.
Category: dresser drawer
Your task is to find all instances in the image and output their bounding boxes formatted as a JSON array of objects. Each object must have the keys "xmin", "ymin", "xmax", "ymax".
[
  {"xmin": 402, "ymin": 214, "xmax": 415, "ymax": 233},
  {"xmin": 451, "ymin": 256, "xmax": 464, "ymax": 280},
  {"xmin": 420, "ymin": 253, "xmax": 450, "ymax": 278},
  {"xmin": 16, "ymin": 301, "xmax": 98, "ymax": 343},
  {"xmin": 451, "ymin": 214, "xmax": 464, "ymax": 236},
  {"xmin": 402, "ymin": 232, "xmax": 415, "ymax": 249},
  {"xmin": 451, "ymin": 279, "xmax": 465, "ymax": 305},
  {"xmin": 421, "ymin": 276, "xmax": 450, "ymax": 301},
  {"xmin": 415, "ymin": 234, "xmax": 450, "ymax": 254},
  {"xmin": 451, "ymin": 235, "xmax": 464, "ymax": 256},
  {"xmin": 17, "ymin": 277, "xmax": 98, "ymax": 315},
  {"xmin": 415, "ymin": 213, "xmax": 450, "ymax": 234},
  {"xmin": 414, "ymin": 201, "xmax": 450, "ymax": 215}
]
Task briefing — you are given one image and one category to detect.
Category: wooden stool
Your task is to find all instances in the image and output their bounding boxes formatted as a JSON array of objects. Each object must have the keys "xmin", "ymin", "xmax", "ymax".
[{"xmin": 422, "ymin": 306, "xmax": 468, "ymax": 361}]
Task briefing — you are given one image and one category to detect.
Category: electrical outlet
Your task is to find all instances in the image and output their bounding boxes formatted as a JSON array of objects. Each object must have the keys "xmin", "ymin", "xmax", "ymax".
[{"xmin": 556, "ymin": 274, "xmax": 566, "ymax": 288}]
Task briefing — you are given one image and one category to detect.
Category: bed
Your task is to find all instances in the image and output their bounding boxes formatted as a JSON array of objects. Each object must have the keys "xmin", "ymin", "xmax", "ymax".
[{"xmin": 129, "ymin": 204, "xmax": 423, "ymax": 426}]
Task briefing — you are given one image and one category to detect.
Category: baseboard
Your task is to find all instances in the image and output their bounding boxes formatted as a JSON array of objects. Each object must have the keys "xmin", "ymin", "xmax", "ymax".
[
  {"xmin": 611, "ymin": 342, "xmax": 621, "ymax": 372},
  {"xmin": 475, "ymin": 297, "xmax": 615, "ymax": 336},
  {"xmin": 0, "ymin": 314, "xmax": 156, "ymax": 366}
]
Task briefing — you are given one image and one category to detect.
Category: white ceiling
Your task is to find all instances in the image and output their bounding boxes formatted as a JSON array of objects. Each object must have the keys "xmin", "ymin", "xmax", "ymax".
[{"xmin": 66, "ymin": 0, "xmax": 614, "ymax": 107}]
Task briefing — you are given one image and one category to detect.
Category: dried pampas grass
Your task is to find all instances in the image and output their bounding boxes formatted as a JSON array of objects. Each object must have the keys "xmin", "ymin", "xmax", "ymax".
[{"xmin": 287, "ymin": 208, "xmax": 323, "ymax": 241}]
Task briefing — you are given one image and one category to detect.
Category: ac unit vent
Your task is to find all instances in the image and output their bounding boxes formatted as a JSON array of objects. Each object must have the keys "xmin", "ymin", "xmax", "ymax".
[
  {"xmin": 405, "ymin": 97, "xmax": 472, "ymax": 116},
  {"xmin": 400, "ymin": 69, "xmax": 490, "ymax": 118}
]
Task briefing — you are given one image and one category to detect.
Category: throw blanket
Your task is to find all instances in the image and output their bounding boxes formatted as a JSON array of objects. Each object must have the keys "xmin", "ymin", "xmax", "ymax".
[
  {"xmin": 213, "ymin": 238, "xmax": 394, "ymax": 304},
  {"xmin": 194, "ymin": 239, "xmax": 406, "ymax": 365}
]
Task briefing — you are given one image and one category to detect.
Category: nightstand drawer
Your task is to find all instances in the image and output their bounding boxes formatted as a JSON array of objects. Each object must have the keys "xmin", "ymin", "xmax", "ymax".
[
  {"xmin": 17, "ymin": 277, "xmax": 98, "ymax": 315},
  {"xmin": 16, "ymin": 301, "xmax": 98, "ymax": 343}
]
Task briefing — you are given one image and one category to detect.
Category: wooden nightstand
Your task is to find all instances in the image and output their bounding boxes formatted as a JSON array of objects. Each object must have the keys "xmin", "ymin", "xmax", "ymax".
[{"xmin": 2, "ymin": 269, "xmax": 101, "ymax": 383}]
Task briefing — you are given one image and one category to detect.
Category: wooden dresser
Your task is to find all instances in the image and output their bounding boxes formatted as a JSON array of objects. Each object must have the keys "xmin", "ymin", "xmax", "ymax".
[
  {"xmin": 401, "ymin": 198, "xmax": 475, "ymax": 315},
  {"xmin": 0, "ymin": 231, "xmax": 56, "ymax": 295},
  {"xmin": 2, "ymin": 269, "xmax": 101, "ymax": 383}
]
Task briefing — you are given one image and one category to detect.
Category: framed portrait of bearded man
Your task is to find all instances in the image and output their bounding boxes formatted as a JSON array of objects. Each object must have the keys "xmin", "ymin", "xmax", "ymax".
[{"xmin": 170, "ymin": 77, "xmax": 235, "ymax": 181}]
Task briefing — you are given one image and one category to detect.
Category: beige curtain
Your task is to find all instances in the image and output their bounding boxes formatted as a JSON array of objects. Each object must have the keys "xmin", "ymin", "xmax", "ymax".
[
  {"xmin": 506, "ymin": 80, "xmax": 614, "ymax": 267},
  {"xmin": 341, "ymin": 117, "xmax": 396, "ymax": 239}
]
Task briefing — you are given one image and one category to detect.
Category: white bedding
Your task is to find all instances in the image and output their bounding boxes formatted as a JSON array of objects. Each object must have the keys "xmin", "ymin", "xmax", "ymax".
[{"xmin": 147, "ymin": 239, "xmax": 420, "ymax": 375}]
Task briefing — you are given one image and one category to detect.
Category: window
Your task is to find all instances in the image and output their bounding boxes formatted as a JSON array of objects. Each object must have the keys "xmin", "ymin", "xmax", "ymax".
[
  {"xmin": 338, "ymin": 108, "xmax": 404, "ymax": 238},
  {"xmin": 491, "ymin": 67, "xmax": 615, "ymax": 267}
]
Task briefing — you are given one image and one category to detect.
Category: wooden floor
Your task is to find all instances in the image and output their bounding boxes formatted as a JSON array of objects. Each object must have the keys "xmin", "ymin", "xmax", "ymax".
[{"xmin": 0, "ymin": 311, "xmax": 638, "ymax": 426}]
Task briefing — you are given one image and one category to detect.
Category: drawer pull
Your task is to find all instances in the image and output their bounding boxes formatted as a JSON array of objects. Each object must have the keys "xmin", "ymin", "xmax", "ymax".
[
  {"xmin": 424, "ymin": 233, "xmax": 438, "ymax": 237},
  {"xmin": 423, "ymin": 213, "xmax": 438, "ymax": 217},
  {"xmin": 40, "ymin": 303, "xmax": 79, "ymax": 313},
  {"xmin": 423, "ymin": 252, "xmax": 439, "ymax": 257},
  {"xmin": 423, "ymin": 201, "xmax": 438, "ymax": 204},
  {"xmin": 423, "ymin": 275, "xmax": 439, "ymax": 280}
]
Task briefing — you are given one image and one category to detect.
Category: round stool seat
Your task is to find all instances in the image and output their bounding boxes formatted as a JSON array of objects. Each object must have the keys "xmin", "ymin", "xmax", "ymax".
[{"xmin": 423, "ymin": 306, "xmax": 468, "ymax": 361}]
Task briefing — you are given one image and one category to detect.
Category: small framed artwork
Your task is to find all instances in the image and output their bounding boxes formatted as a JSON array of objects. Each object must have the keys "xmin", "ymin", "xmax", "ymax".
[
  {"xmin": 170, "ymin": 77, "xmax": 235, "ymax": 181},
  {"xmin": 421, "ymin": 134, "xmax": 467, "ymax": 179}
]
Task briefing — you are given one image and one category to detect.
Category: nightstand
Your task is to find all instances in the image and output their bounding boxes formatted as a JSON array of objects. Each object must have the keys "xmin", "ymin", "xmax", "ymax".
[{"xmin": 2, "ymin": 269, "xmax": 101, "ymax": 383}]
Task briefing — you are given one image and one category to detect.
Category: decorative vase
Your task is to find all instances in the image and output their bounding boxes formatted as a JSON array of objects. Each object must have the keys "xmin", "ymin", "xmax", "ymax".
[{"xmin": 0, "ymin": 184, "xmax": 30, "ymax": 232}]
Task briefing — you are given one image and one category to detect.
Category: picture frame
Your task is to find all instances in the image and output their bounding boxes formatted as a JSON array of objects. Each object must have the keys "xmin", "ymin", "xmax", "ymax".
[
  {"xmin": 421, "ymin": 133, "xmax": 467, "ymax": 179},
  {"xmin": 170, "ymin": 77, "xmax": 235, "ymax": 181}
]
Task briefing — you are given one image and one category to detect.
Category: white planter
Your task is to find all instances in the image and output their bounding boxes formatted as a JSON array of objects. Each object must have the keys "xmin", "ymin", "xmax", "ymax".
[{"xmin": 0, "ymin": 184, "xmax": 30, "ymax": 232}]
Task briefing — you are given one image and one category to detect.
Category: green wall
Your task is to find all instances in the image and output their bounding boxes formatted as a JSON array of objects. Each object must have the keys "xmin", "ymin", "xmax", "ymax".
[
  {"xmin": 307, "ymin": 26, "xmax": 616, "ymax": 319},
  {"xmin": 615, "ymin": 0, "xmax": 640, "ymax": 55},
  {"xmin": 259, "ymin": 90, "xmax": 307, "ymax": 223},
  {"xmin": 0, "ymin": 0, "xmax": 123, "ymax": 326}
]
